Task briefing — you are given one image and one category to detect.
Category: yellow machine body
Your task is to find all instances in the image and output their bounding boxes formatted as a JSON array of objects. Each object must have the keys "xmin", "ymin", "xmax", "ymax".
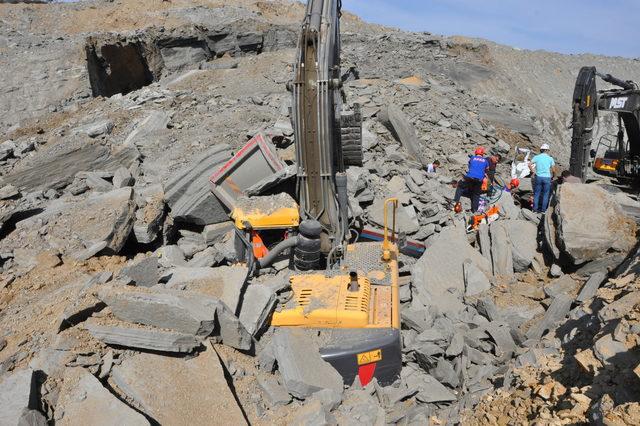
[
  {"xmin": 230, "ymin": 195, "xmax": 300, "ymax": 230},
  {"xmin": 271, "ymin": 246, "xmax": 400, "ymax": 329}
]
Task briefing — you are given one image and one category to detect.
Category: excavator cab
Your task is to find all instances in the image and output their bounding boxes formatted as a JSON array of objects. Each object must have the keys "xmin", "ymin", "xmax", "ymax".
[{"xmin": 570, "ymin": 66, "xmax": 640, "ymax": 186}]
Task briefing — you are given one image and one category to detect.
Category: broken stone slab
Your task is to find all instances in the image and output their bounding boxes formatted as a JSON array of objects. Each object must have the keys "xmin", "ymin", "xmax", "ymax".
[
  {"xmin": 495, "ymin": 191, "xmax": 521, "ymax": 220},
  {"xmin": 432, "ymin": 358, "xmax": 459, "ymax": 388},
  {"xmin": 490, "ymin": 221, "xmax": 514, "ymax": 276},
  {"xmin": 401, "ymin": 305, "xmax": 434, "ymax": 333},
  {"xmin": 158, "ymin": 245, "xmax": 187, "ymax": 267},
  {"xmin": 119, "ymin": 256, "xmax": 159, "ymax": 288},
  {"xmin": 215, "ymin": 301, "xmax": 253, "ymax": 351},
  {"xmin": 476, "ymin": 297, "xmax": 501, "ymax": 322},
  {"xmin": 555, "ymin": 184, "xmax": 637, "ymax": 265},
  {"xmin": 202, "ymin": 221, "xmax": 235, "ymax": 245},
  {"xmin": 1, "ymin": 142, "xmax": 139, "ymax": 193},
  {"xmin": 133, "ymin": 184, "xmax": 165, "ymax": 244},
  {"xmin": 525, "ymin": 294, "xmax": 573, "ymax": 341},
  {"xmin": 70, "ymin": 241, "xmax": 108, "ymax": 261},
  {"xmin": 97, "ymin": 287, "xmax": 217, "ymax": 336},
  {"xmin": 446, "ymin": 332, "xmax": 464, "ymax": 357},
  {"xmin": 0, "ymin": 369, "xmax": 45, "ymax": 426},
  {"xmin": 164, "ymin": 144, "xmax": 232, "ymax": 225},
  {"xmin": 73, "ymin": 118, "xmax": 114, "ymax": 138},
  {"xmin": 543, "ymin": 205, "xmax": 561, "ymax": 260},
  {"xmin": 378, "ymin": 104, "xmax": 426, "ymax": 166},
  {"xmin": 164, "ymin": 266, "xmax": 248, "ymax": 314},
  {"xmin": 463, "ymin": 259, "xmax": 491, "ymax": 296},
  {"xmin": 85, "ymin": 172, "xmax": 114, "ymax": 192},
  {"xmin": 598, "ymin": 291, "xmax": 640, "ymax": 323},
  {"xmin": 238, "ymin": 284, "xmax": 276, "ymax": 336},
  {"xmin": 576, "ymin": 272, "xmax": 607, "ymax": 303},
  {"xmin": 55, "ymin": 367, "xmax": 149, "ymax": 426},
  {"xmin": 257, "ymin": 375, "xmax": 292, "ymax": 408},
  {"xmin": 85, "ymin": 323, "xmax": 201, "ymax": 353},
  {"xmin": 502, "ymin": 220, "xmax": 537, "ymax": 272},
  {"xmin": 368, "ymin": 198, "xmax": 419, "ymax": 234},
  {"xmin": 0, "ymin": 184, "xmax": 19, "ymax": 200},
  {"xmin": 412, "ymin": 226, "xmax": 492, "ymax": 316},
  {"xmin": 575, "ymin": 253, "xmax": 627, "ymax": 277},
  {"xmin": 110, "ymin": 343, "xmax": 246, "ymax": 425},
  {"xmin": 113, "ymin": 167, "xmax": 134, "ymax": 188},
  {"xmin": 544, "ymin": 275, "xmax": 578, "ymax": 299},
  {"xmin": 272, "ymin": 328, "xmax": 343, "ymax": 399},
  {"xmin": 124, "ymin": 110, "xmax": 170, "ymax": 147},
  {"xmin": 484, "ymin": 322, "xmax": 518, "ymax": 358},
  {"xmin": 476, "ymin": 223, "xmax": 491, "ymax": 263},
  {"xmin": 402, "ymin": 369, "xmax": 456, "ymax": 403}
]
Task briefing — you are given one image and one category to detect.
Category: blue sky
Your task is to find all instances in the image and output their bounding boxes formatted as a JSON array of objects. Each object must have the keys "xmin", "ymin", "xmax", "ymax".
[{"xmin": 342, "ymin": 0, "xmax": 640, "ymax": 58}]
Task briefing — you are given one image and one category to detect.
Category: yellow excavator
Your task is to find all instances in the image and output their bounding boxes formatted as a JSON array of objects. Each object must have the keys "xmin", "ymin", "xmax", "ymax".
[{"xmin": 213, "ymin": 0, "xmax": 401, "ymax": 386}]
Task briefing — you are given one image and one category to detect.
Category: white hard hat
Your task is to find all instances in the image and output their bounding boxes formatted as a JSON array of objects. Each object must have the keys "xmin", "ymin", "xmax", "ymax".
[{"xmin": 540, "ymin": 143, "xmax": 550, "ymax": 151}]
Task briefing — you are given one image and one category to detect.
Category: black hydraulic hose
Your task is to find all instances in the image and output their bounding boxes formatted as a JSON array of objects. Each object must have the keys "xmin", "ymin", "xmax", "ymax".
[
  {"xmin": 258, "ymin": 236, "xmax": 299, "ymax": 269},
  {"xmin": 233, "ymin": 227, "xmax": 255, "ymax": 317}
]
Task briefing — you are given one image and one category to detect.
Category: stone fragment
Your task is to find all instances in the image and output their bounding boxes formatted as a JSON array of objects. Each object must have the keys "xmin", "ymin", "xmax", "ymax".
[
  {"xmin": 446, "ymin": 332, "xmax": 464, "ymax": 357},
  {"xmin": 490, "ymin": 221, "xmax": 514, "ymax": 276},
  {"xmin": 58, "ymin": 272, "xmax": 112, "ymax": 332},
  {"xmin": 73, "ymin": 118, "xmax": 114, "ymax": 138},
  {"xmin": 272, "ymin": 329, "xmax": 343, "ymax": 399},
  {"xmin": 158, "ymin": 245, "xmax": 187, "ymax": 267},
  {"xmin": 502, "ymin": 220, "xmax": 537, "ymax": 272},
  {"xmin": 119, "ymin": 256, "xmax": 159, "ymax": 288},
  {"xmin": 526, "ymin": 294, "xmax": 573, "ymax": 340},
  {"xmin": 97, "ymin": 287, "xmax": 217, "ymax": 336},
  {"xmin": 477, "ymin": 223, "xmax": 491, "ymax": 263},
  {"xmin": 111, "ymin": 343, "xmax": 246, "ymax": 425},
  {"xmin": 594, "ymin": 334, "xmax": 627, "ymax": 364},
  {"xmin": 484, "ymin": 322, "xmax": 517, "ymax": 358},
  {"xmin": 124, "ymin": 110, "xmax": 170, "ymax": 147},
  {"xmin": 403, "ymin": 370, "xmax": 456, "ymax": 403},
  {"xmin": 239, "ymin": 284, "xmax": 276, "ymax": 336},
  {"xmin": 550, "ymin": 264, "xmax": 563, "ymax": 277},
  {"xmin": 164, "ymin": 145, "xmax": 232, "ymax": 225},
  {"xmin": 544, "ymin": 275, "xmax": 578, "ymax": 299},
  {"xmin": 56, "ymin": 367, "xmax": 149, "ymax": 425},
  {"xmin": 70, "ymin": 241, "xmax": 108, "ymax": 261},
  {"xmin": 0, "ymin": 184, "xmax": 19, "ymax": 200},
  {"xmin": 432, "ymin": 358, "xmax": 459, "ymax": 388},
  {"xmin": 574, "ymin": 349, "xmax": 603, "ymax": 374},
  {"xmin": 368, "ymin": 198, "xmax": 419, "ymax": 234},
  {"xmin": 598, "ymin": 292, "xmax": 640, "ymax": 322},
  {"xmin": 0, "ymin": 369, "xmax": 43, "ymax": 426},
  {"xmin": 113, "ymin": 167, "xmax": 134, "ymax": 188},
  {"xmin": 495, "ymin": 192, "xmax": 520, "ymax": 220},
  {"xmin": 215, "ymin": 301, "xmax": 253, "ymax": 351},
  {"xmin": 257, "ymin": 376, "xmax": 292, "ymax": 408},
  {"xmin": 164, "ymin": 266, "xmax": 248, "ymax": 314},
  {"xmin": 401, "ymin": 305, "xmax": 433, "ymax": 333},
  {"xmin": 85, "ymin": 172, "xmax": 114, "ymax": 192},
  {"xmin": 555, "ymin": 184, "xmax": 637, "ymax": 264},
  {"xmin": 378, "ymin": 104, "xmax": 425, "ymax": 165},
  {"xmin": 412, "ymin": 226, "xmax": 492, "ymax": 316},
  {"xmin": 463, "ymin": 260, "xmax": 491, "ymax": 296},
  {"xmin": 202, "ymin": 221, "xmax": 235, "ymax": 245},
  {"xmin": 85, "ymin": 323, "xmax": 200, "ymax": 353}
]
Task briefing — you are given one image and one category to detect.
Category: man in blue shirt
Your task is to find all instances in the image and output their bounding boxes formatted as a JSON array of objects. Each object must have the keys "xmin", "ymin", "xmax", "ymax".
[
  {"xmin": 453, "ymin": 147, "xmax": 490, "ymax": 213},
  {"xmin": 530, "ymin": 143, "xmax": 556, "ymax": 213}
]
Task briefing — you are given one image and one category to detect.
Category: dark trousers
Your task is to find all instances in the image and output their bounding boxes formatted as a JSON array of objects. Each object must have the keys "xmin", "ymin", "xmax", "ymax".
[{"xmin": 454, "ymin": 177, "xmax": 483, "ymax": 212}]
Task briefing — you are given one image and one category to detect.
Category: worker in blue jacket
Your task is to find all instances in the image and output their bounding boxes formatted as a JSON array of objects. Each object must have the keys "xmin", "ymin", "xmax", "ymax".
[{"xmin": 453, "ymin": 147, "xmax": 490, "ymax": 213}]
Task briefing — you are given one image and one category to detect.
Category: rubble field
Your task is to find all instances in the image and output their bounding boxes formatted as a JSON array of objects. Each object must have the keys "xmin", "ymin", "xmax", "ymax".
[{"xmin": 1, "ymin": 0, "xmax": 640, "ymax": 425}]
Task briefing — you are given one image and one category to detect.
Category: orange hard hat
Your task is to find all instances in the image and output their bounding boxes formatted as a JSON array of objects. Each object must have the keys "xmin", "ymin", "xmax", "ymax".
[
  {"xmin": 474, "ymin": 147, "xmax": 485, "ymax": 156},
  {"xmin": 510, "ymin": 178, "xmax": 520, "ymax": 189}
]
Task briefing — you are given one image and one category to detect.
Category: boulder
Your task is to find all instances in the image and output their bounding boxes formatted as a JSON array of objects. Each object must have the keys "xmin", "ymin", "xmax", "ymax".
[
  {"xmin": 412, "ymin": 226, "xmax": 492, "ymax": 316},
  {"xmin": 378, "ymin": 104, "xmax": 426, "ymax": 165},
  {"xmin": 85, "ymin": 323, "xmax": 201, "ymax": 353},
  {"xmin": 164, "ymin": 145, "xmax": 232, "ymax": 225},
  {"xmin": 272, "ymin": 329, "xmax": 343, "ymax": 399},
  {"xmin": 554, "ymin": 184, "xmax": 637, "ymax": 265},
  {"xmin": 110, "ymin": 343, "xmax": 246, "ymax": 425},
  {"xmin": 97, "ymin": 287, "xmax": 217, "ymax": 336},
  {"xmin": 502, "ymin": 220, "xmax": 538, "ymax": 272},
  {"xmin": 56, "ymin": 368, "xmax": 149, "ymax": 425},
  {"xmin": 490, "ymin": 221, "xmax": 514, "ymax": 276}
]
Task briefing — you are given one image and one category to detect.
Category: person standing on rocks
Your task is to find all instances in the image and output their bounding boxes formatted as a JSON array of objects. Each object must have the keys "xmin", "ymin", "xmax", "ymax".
[
  {"xmin": 530, "ymin": 143, "xmax": 556, "ymax": 213},
  {"xmin": 453, "ymin": 147, "xmax": 490, "ymax": 213}
]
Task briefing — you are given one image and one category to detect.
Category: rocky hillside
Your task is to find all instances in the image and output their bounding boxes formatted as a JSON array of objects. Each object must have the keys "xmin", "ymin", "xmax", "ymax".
[{"xmin": 0, "ymin": 1, "xmax": 639, "ymax": 425}]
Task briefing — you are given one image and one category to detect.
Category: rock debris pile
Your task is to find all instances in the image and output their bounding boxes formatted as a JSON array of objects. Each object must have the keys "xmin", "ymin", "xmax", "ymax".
[{"xmin": 1, "ymin": 0, "xmax": 640, "ymax": 424}]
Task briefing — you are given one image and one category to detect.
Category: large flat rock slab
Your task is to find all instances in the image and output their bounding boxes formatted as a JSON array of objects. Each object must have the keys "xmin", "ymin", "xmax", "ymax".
[
  {"xmin": 110, "ymin": 343, "xmax": 247, "ymax": 425},
  {"xmin": 56, "ymin": 367, "xmax": 149, "ymax": 426}
]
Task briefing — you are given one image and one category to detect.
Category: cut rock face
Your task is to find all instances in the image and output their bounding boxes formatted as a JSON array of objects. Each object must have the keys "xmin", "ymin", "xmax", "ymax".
[{"xmin": 554, "ymin": 184, "xmax": 637, "ymax": 265}]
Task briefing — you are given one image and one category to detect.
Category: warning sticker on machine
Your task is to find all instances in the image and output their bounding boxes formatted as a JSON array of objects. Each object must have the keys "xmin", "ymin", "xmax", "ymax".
[{"xmin": 357, "ymin": 349, "xmax": 382, "ymax": 365}]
